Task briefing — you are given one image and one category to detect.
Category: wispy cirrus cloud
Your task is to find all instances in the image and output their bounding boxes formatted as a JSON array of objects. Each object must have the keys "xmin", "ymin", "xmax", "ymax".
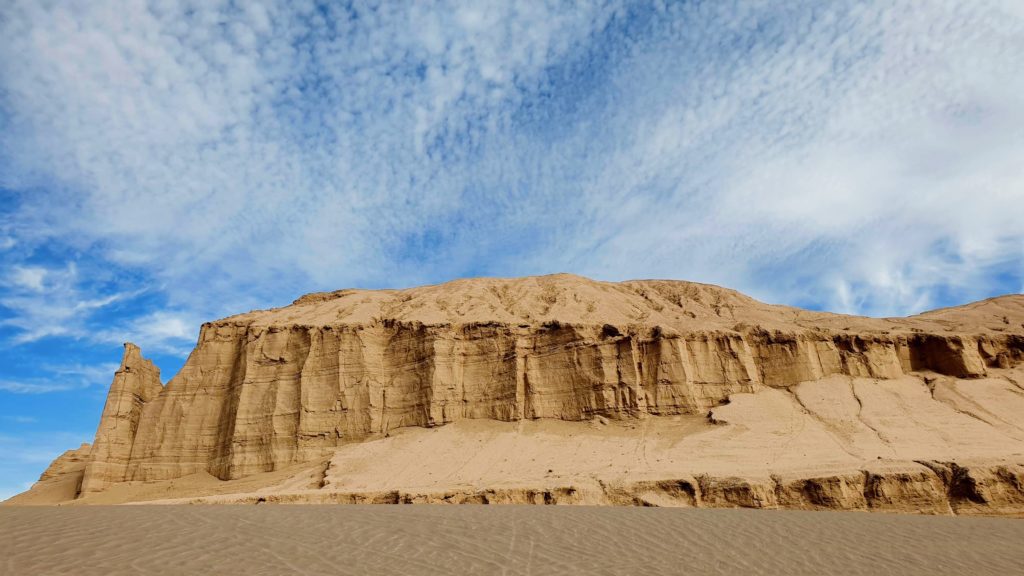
[
  {"xmin": 0, "ymin": 380, "xmax": 79, "ymax": 395},
  {"xmin": 0, "ymin": 259, "xmax": 195, "ymax": 354},
  {"xmin": 2, "ymin": 415, "xmax": 37, "ymax": 424},
  {"xmin": 93, "ymin": 310, "xmax": 200, "ymax": 356},
  {"xmin": 0, "ymin": 261, "xmax": 139, "ymax": 343},
  {"xmin": 9, "ymin": 266, "xmax": 47, "ymax": 292},
  {"xmin": 0, "ymin": 0, "xmax": 1020, "ymax": 331},
  {"xmin": 515, "ymin": 1, "xmax": 1024, "ymax": 315},
  {"xmin": 0, "ymin": 361, "xmax": 119, "ymax": 394},
  {"xmin": 0, "ymin": 1, "xmax": 625, "ymax": 304}
]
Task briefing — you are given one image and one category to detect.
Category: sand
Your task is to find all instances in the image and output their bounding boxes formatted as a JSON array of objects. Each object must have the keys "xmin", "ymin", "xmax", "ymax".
[{"xmin": 2, "ymin": 505, "xmax": 1023, "ymax": 575}]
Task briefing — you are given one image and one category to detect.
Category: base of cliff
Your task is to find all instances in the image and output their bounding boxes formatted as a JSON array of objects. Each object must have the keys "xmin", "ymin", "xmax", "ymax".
[{"xmin": 12, "ymin": 369, "xmax": 1024, "ymax": 515}]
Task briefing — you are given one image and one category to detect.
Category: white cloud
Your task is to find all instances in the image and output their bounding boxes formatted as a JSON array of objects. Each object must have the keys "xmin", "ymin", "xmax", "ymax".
[
  {"xmin": 133, "ymin": 312, "xmax": 193, "ymax": 342},
  {"xmin": 0, "ymin": 1, "xmax": 623, "ymax": 306},
  {"xmin": 9, "ymin": 266, "xmax": 46, "ymax": 291},
  {"xmin": 0, "ymin": 379, "xmax": 76, "ymax": 391},
  {"xmin": 0, "ymin": 380, "xmax": 78, "ymax": 394},
  {"xmin": 0, "ymin": 256, "xmax": 198, "ymax": 355},
  {"xmin": 0, "ymin": 262, "xmax": 137, "ymax": 344},
  {"xmin": 519, "ymin": 1, "xmax": 1024, "ymax": 315},
  {"xmin": 1, "ymin": 415, "xmax": 37, "ymax": 424},
  {"xmin": 94, "ymin": 311, "xmax": 199, "ymax": 356},
  {"xmin": 0, "ymin": 0, "xmax": 1020, "ymax": 329},
  {"xmin": 0, "ymin": 361, "xmax": 119, "ymax": 394},
  {"xmin": 44, "ymin": 362, "xmax": 120, "ymax": 385}
]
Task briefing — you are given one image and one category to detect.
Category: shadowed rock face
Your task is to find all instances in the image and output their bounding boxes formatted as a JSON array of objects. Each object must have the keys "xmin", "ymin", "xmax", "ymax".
[{"xmin": 15, "ymin": 275, "xmax": 1024, "ymax": 512}]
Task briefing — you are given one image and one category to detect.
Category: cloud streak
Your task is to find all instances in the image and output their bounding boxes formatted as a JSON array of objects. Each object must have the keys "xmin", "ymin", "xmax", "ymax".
[
  {"xmin": 0, "ymin": 361, "xmax": 119, "ymax": 394},
  {"xmin": 1, "ymin": 262, "xmax": 128, "ymax": 343},
  {"xmin": 0, "ymin": 0, "xmax": 1020, "ymax": 341}
]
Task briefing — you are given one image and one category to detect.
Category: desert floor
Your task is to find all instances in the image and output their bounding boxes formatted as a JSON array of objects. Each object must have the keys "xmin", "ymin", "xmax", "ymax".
[{"xmin": 1, "ymin": 505, "xmax": 1022, "ymax": 575}]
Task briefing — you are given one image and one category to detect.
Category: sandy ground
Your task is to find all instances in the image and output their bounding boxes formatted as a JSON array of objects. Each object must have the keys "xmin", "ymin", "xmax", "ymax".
[{"xmin": 2, "ymin": 506, "xmax": 1023, "ymax": 575}]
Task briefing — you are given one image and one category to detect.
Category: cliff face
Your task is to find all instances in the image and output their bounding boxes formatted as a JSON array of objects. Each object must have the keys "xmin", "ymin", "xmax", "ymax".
[
  {"xmin": 80, "ymin": 344, "xmax": 164, "ymax": 494},
  {"xmin": 14, "ymin": 275, "xmax": 1024, "ymax": 512},
  {"xmin": 121, "ymin": 323, "xmax": 1016, "ymax": 485}
]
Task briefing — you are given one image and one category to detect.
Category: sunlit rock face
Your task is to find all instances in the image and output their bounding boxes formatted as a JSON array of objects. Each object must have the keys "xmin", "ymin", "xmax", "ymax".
[{"xmin": 19, "ymin": 275, "xmax": 1024, "ymax": 514}]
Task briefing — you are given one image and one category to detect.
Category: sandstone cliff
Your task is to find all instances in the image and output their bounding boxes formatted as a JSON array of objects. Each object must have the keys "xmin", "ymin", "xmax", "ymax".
[
  {"xmin": 11, "ymin": 274, "xmax": 1024, "ymax": 513},
  {"xmin": 80, "ymin": 343, "xmax": 164, "ymax": 494}
]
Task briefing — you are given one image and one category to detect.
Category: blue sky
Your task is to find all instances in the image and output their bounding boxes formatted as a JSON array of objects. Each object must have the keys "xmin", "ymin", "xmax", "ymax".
[{"xmin": 1, "ymin": 1, "xmax": 1022, "ymax": 499}]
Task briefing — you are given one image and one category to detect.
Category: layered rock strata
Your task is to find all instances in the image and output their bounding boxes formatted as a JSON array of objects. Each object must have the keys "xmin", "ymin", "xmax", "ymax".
[
  {"xmin": 80, "ymin": 344, "xmax": 164, "ymax": 493},
  {"xmin": 163, "ymin": 461, "xmax": 1024, "ymax": 516},
  {"xmin": 12, "ymin": 274, "xmax": 1024, "ymax": 512}
]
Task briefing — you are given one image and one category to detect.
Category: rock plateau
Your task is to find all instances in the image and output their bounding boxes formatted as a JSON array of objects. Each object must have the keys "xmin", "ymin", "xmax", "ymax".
[{"xmin": 9, "ymin": 274, "xmax": 1024, "ymax": 514}]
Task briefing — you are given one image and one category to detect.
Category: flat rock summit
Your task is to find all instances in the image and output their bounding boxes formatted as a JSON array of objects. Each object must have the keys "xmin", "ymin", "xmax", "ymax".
[{"xmin": 9, "ymin": 274, "xmax": 1024, "ymax": 514}]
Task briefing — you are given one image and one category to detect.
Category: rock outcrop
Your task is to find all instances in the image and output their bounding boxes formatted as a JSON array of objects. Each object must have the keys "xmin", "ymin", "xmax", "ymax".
[
  {"xmin": 80, "ymin": 343, "xmax": 165, "ymax": 494},
  {"xmin": 18, "ymin": 443, "xmax": 93, "ymax": 503},
  {"xmin": 10, "ymin": 274, "xmax": 1024, "ymax": 513}
]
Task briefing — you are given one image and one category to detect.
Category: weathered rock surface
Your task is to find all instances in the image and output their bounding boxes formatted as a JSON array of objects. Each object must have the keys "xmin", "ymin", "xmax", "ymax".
[
  {"xmin": 9, "ymin": 274, "xmax": 1024, "ymax": 513},
  {"xmin": 18, "ymin": 443, "xmax": 93, "ymax": 504},
  {"xmin": 80, "ymin": 343, "xmax": 164, "ymax": 494}
]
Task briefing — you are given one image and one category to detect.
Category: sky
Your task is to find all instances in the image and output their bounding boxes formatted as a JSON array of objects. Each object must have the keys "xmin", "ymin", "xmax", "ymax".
[{"xmin": 1, "ymin": 0, "xmax": 1022, "ymax": 500}]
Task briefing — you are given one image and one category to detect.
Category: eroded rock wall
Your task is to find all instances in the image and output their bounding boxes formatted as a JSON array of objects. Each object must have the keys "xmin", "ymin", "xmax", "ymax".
[
  {"xmin": 103, "ymin": 322, "xmax": 1024, "ymax": 483},
  {"xmin": 80, "ymin": 344, "xmax": 164, "ymax": 493},
  {"xmin": 14, "ymin": 276, "xmax": 1024, "ymax": 512}
]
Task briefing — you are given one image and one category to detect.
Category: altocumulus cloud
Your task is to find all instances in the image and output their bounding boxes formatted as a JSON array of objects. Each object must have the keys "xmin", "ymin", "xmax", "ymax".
[{"xmin": 0, "ymin": 0, "xmax": 1022, "ymax": 357}]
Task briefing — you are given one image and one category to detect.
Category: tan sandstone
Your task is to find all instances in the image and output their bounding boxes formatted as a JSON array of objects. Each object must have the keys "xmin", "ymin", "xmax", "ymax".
[{"xmin": 7, "ymin": 274, "xmax": 1024, "ymax": 514}]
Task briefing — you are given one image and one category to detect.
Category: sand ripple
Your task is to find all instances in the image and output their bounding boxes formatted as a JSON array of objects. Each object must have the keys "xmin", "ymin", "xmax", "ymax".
[{"xmin": 2, "ymin": 506, "xmax": 1024, "ymax": 575}]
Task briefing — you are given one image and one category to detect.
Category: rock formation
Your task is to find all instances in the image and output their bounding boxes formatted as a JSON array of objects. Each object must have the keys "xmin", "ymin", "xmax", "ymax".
[
  {"xmin": 10, "ymin": 274, "xmax": 1024, "ymax": 513},
  {"xmin": 80, "ymin": 343, "xmax": 164, "ymax": 494}
]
